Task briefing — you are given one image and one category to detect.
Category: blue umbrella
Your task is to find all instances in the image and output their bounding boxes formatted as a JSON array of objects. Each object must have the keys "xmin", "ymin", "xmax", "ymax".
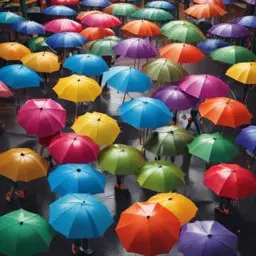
[
  {"xmin": 119, "ymin": 97, "xmax": 173, "ymax": 129},
  {"xmin": 42, "ymin": 5, "xmax": 77, "ymax": 16},
  {"xmin": 81, "ymin": 0, "xmax": 111, "ymax": 8},
  {"xmin": 13, "ymin": 21, "xmax": 45, "ymax": 35},
  {"xmin": 46, "ymin": 32, "xmax": 87, "ymax": 49},
  {"xmin": 64, "ymin": 54, "xmax": 108, "ymax": 76},
  {"xmin": 237, "ymin": 16, "xmax": 256, "ymax": 28},
  {"xmin": 236, "ymin": 125, "xmax": 256, "ymax": 153},
  {"xmin": 197, "ymin": 39, "xmax": 229, "ymax": 53},
  {"xmin": 49, "ymin": 193, "xmax": 113, "ymax": 239},
  {"xmin": 146, "ymin": 1, "xmax": 176, "ymax": 11},
  {"xmin": 0, "ymin": 12, "xmax": 24, "ymax": 24},
  {"xmin": 0, "ymin": 65, "xmax": 41, "ymax": 89},
  {"xmin": 48, "ymin": 164, "xmax": 106, "ymax": 195}
]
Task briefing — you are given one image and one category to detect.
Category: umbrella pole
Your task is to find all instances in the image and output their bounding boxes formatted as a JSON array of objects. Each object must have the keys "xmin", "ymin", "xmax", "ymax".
[
  {"xmin": 137, "ymin": 58, "xmax": 141, "ymax": 70},
  {"xmin": 249, "ymin": 150, "xmax": 256, "ymax": 170},
  {"xmin": 133, "ymin": 59, "xmax": 136, "ymax": 68},
  {"xmin": 75, "ymin": 103, "xmax": 78, "ymax": 120},
  {"xmin": 16, "ymin": 90, "xmax": 20, "ymax": 113},
  {"xmin": 122, "ymin": 93, "xmax": 127, "ymax": 104},
  {"xmin": 81, "ymin": 239, "xmax": 94, "ymax": 255},
  {"xmin": 244, "ymin": 85, "xmax": 251, "ymax": 103}
]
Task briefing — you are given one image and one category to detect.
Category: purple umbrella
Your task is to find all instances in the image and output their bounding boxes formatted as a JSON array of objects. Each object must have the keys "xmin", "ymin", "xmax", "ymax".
[
  {"xmin": 244, "ymin": 0, "xmax": 256, "ymax": 5},
  {"xmin": 179, "ymin": 74, "xmax": 229, "ymax": 99},
  {"xmin": 113, "ymin": 38, "xmax": 158, "ymax": 59},
  {"xmin": 152, "ymin": 85, "xmax": 198, "ymax": 111},
  {"xmin": 208, "ymin": 23, "xmax": 250, "ymax": 38},
  {"xmin": 179, "ymin": 221, "xmax": 238, "ymax": 256},
  {"xmin": 236, "ymin": 125, "xmax": 256, "ymax": 153}
]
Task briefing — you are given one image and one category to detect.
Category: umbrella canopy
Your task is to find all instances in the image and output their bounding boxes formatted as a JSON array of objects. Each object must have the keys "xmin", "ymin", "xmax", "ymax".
[
  {"xmin": 77, "ymin": 10, "xmax": 102, "ymax": 21},
  {"xmin": 53, "ymin": 74, "xmax": 101, "ymax": 103},
  {"xmin": 237, "ymin": 15, "xmax": 256, "ymax": 28},
  {"xmin": 199, "ymin": 97, "xmax": 252, "ymax": 128},
  {"xmin": 72, "ymin": 112, "xmax": 120, "ymax": 146},
  {"xmin": 245, "ymin": 0, "xmax": 256, "ymax": 4},
  {"xmin": 102, "ymin": 66, "xmax": 152, "ymax": 92},
  {"xmin": 0, "ymin": 148, "xmax": 48, "ymax": 182},
  {"xmin": 237, "ymin": 125, "xmax": 256, "ymax": 153},
  {"xmin": 28, "ymin": 37, "xmax": 48, "ymax": 52},
  {"xmin": 52, "ymin": 0, "xmax": 79, "ymax": 5},
  {"xmin": 0, "ymin": 11, "xmax": 24, "ymax": 24},
  {"xmin": 148, "ymin": 193, "xmax": 198, "ymax": 225},
  {"xmin": 204, "ymin": 164, "xmax": 256, "ymax": 200},
  {"xmin": 137, "ymin": 161, "xmax": 185, "ymax": 192},
  {"xmin": 144, "ymin": 125, "xmax": 194, "ymax": 157},
  {"xmin": 193, "ymin": 0, "xmax": 224, "ymax": 5},
  {"xmin": 131, "ymin": 8, "xmax": 173, "ymax": 21},
  {"xmin": 121, "ymin": 20, "xmax": 161, "ymax": 37},
  {"xmin": 98, "ymin": 144, "xmax": 145, "ymax": 175},
  {"xmin": 81, "ymin": 13, "xmax": 121, "ymax": 28},
  {"xmin": 0, "ymin": 209, "xmax": 54, "ymax": 256},
  {"xmin": 0, "ymin": 81, "xmax": 13, "ymax": 98},
  {"xmin": 0, "ymin": 42, "xmax": 31, "ymax": 61},
  {"xmin": 179, "ymin": 74, "xmax": 229, "ymax": 99},
  {"xmin": 13, "ymin": 20, "xmax": 45, "ymax": 35},
  {"xmin": 105, "ymin": 3, "xmax": 138, "ymax": 16},
  {"xmin": 49, "ymin": 193, "xmax": 113, "ymax": 238},
  {"xmin": 81, "ymin": 0, "xmax": 111, "ymax": 8},
  {"xmin": 64, "ymin": 54, "xmax": 108, "ymax": 76},
  {"xmin": 17, "ymin": 98, "xmax": 66, "ymax": 137},
  {"xmin": 42, "ymin": 5, "xmax": 77, "ymax": 16},
  {"xmin": 45, "ymin": 18, "xmax": 82, "ymax": 33},
  {"xmin": 197, "ymin": 38, "xmax": 229, "ymax": 52},
  {"xmin": 146, "ymin": 1, "xmax": 176, "ymax": 11},
  {"xmin": 0, "ymin": 64, "xmax": 41, "ymax": 89},
  {"xmin": 81, "ymin": 27, "xmax": 114, "ymax": 40},
  {"xmin": 21, "ymin": 51, "xmax": 60, "ymax": 73},
  {"xmin": 179, "ymin": 221, "xmax": 237, "ymax": 256},
  {"xmin": 117, "ymin": 202, "xmax": 180, "ymax": 256},
  {"xmin": 188, "ymin": 133, "xmax": 239, "ymax": 163},
  {"xmin": 48, "ymin": 164, "xmax": 106, "ymax": 195},
  {"xmin": 159, "ymin": 43, "xmax": 204, "ymax": 63},
  {"xmin": 114, "ymin": 38, "xmax": 158, "ymax": 59}
]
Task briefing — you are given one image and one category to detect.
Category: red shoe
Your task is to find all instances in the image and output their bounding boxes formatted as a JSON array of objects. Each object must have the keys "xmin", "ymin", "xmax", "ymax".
[
  {"xmin": 215, "ymin": 206, "xmax": 225, "ymax": 213},
  {"xmin": 223, "ymin": 209, "xmax": 230, "ymax": 215},
  {"xmin": 115, "ymin": 184, "xmax": 127, "ymax": 190},
  {"xmin": 15, "ymin": 190, "xmax": 25, "ymax": 198}
]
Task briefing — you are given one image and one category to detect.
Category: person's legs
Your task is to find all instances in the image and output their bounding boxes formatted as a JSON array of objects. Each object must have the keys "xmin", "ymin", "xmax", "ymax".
[{"xmin": 115, "ymin": 175, "xmax": 126, "ymax": 190}]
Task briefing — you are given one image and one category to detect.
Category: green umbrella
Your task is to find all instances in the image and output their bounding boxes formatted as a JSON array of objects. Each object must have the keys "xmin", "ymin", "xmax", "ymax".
[
  {"xmin": 131, "ymin": 8, "xmax": 173, "ymax": 21},
  {"xmin": 136, "ymin": 160, "xmax": 185, "ymax": 192},
  {"xmin": 28, "ymin": 37, "xmax": 48, "ymax": 52},
  {"xmin": 142, "ymin": 58, "xmax": 188, "ymax": 84},
  {"xmin": 188, "ymin": 133, "xmax": 239, "ymax": 164},
  {"xmin": 210, "ymin": 46, "xmax": 256, "ymax": 65},
  {"xmin": 0, "ymin": 209, "xmax": 54, "ymax": 256},
  {"xmin": 111, "ymin": 3, "xmax": 138, "ymax": 16},
  {"xmin": 98, "ymin": 144, "xmax": 145, "ymax": 175},
  {"xmin": 144, "ymin": 125, "xmax": 194, "ymax": 157}
]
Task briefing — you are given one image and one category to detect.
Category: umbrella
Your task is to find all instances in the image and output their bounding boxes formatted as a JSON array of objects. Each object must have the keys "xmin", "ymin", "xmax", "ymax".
[
  {"xmin": 0, "ymin": 42, "xmax": 31, "ymax": 61},
  {"xmin": 193, "ymin": 0, "xmax": 224, "ymax": 4},
  {"xmin": 81, "ymin": 0, "xmax": 111, "ymax": 8},
  {"xmin": 142, "ymin": 58, "xmax": 188, "ymax": 84},
  {"xmin": 0, "ymin": 148, "xmax": 48, "ymax": 182},
  {"xmin": 179, "ymin": 221, "xmax": 237, "ymax": 256},
  {"xmin": 81, "ymin": 27, "xmax": 114, "ymax": 40},
  {"xmin": 0, "ymin": 64, "xmax": 41, "ymax": 89},
  {"xmin": 114, "ymin": 38, "xmax": 158, "ymax": 59},
  {"xmin": 152, "ymin": 85, "xmax": 198, "ymax": 111},
  {"xmin": 13, "ymin": 20, "xmax": 45, "ymax": 35},
  {"xmin": 199, "ymin": 97, "xmax": 252, "ymax": 128},
  {"xmin": 208, "ymin": 23, "xmax": 250, "ymax": 38},
  {"xmin": 131, "ymin": 8, "xmax": 173, "ymax": 21},
  {"xmin": 0, "ymin": 209, "xmax": 54, "ymax": 256},
  {"xmin": 144, "ymin": 125, "xmax": 194, "ymax": 157},
  {"xmin": 52, "ymin": 0, "xmax": 79, "ymax": 5},
  {"xmin": 46, "ymin": 32, "xmax": 87, "ymax": 49},
  {"xmin": 81, "ymin": 13, "xmax": 121, "ymax": 28},
  {"xmin": 77, "ymin": 10, "xmax": 102, "ymax": 21},
  {"xmin": 0, "ymin": 81, "xmax": 13, "ymax": 98},
  {"xmin": 188, "ymin": 133, "xmax": 239, "ymax": 163},
  {"xmin": 105, "ymin": 3, "xmax": 138, "ymax": 16},
  {"xmin": 137, "ymin": 161, "xmax": 185, "ymax": 192},
  {"xmin": 179, "ymin": 74, "xmax": 229, "ymax": 99},
  {"xmin": 244, "ymin": 0, "xmax": 256, "ymax": 4},
  {"xmin": 64, "ymin": 54, "xmax": 108, "ymax": 76},
  {"xmin": 211, "ymin": 46, "xmax": 256, "ymax": 64},
  {"xmin": 72, "ymin": 112, "xmax": 120, "ymax": 146},
  {"xmin": 146, "ymin": 1, "xmax": 176, "ymax": 11},
  {"xmin": 237, "ymin": 125, "xmax": 256, "ymax": 153},
  {"xmin": 28, "ymin": 37, "xmax": 48, "ymax": 52},
  {"xmin": 49, "ymin": 193, "xmax": 113, "ymax": 238},
  {"xmin": 98, "ymin": 144, "xmax": 145, "ymax": 175},
  {"xmin": 148, "ymin": 193, "xmax": 198, "ymax": 225},
  {"xmin": 21, "ymin": 51, "xmax": 60, "ymax": 73},
  {"xmin": 49, "ymin": 133, "xmax": 100, "ymax": 164},
  {"xmin": 42, "ymin": 5, "xmax": 77, "ymax": 16},
  {"xmin": 48, "ymin": 164, "xmax": 106, "ymax": 195},
  {"xmin": 17, "ymin": 98, "xmax": 66, "ymax": 137},
  {"xmin": 197, "ymin": 38, "xmax": 229, "ymax": 52},
  {"xmin": 121, "ymin": 19, "xmax": 161, "ymax": 37},
  {"xmin": 237, "ymin": 15, "xmax": 256, "ymax": 28},
  {"xmin": 119, "ymin": 97, "xmax": 173, "ymax": 129},
  {"xmin": 0, "ymin": 11, "xmax": 24, "ymax": 24},
  {"xmin": 102, "ymin": 66, "xmax": 152, "ymax": 93},
  {"xmin": 45, "ymin": 19, "xmax": 82, "ymax": 33},
  {"xmin": 116, "ymin": 202, "xmax": 180, "ymax": 256},
  {"xmin": 159, "ymin": 43, "xmax": 204, "ymax": 64}
]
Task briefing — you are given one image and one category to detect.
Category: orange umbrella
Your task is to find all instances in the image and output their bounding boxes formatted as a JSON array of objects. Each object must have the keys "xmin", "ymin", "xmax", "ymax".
[
  {"xmin": 116, "ymin": 202, "xmax": 180, "ymax": 256},
  {"xmin": 184, "ymin": 3, "xmax": 226, "ymax": 18},
  {"xmin": 103, "ymin": 5, "xmax": 115, "ymax": 14},
  {"xmin": 121, "ymin": 20, "xmax": 161, "ymax": 37},
  {"xmin": 199, "ymin": 97, "xmax": 252, "ymax": 128},
  {"xmin": 159, "ymin": 43, "xmax": 204, "ymax": 63},
  {"xmin": 193, "ymin": 0, "xmax": 224, "ymax": 6},
  {"xmin": 77, "ymin": 10, "xmax": 102, "ymax": 21},
  {"xmin": 80, "ymin": 27, "xmax": 115, "ymax": 40}
]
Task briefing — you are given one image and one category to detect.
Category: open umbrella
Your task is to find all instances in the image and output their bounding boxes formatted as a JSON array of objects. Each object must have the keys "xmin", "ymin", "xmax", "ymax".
[
  {"xmin": 28, "ymin": 37, "xmax": 48, "ymax": 52},
  {"xmin": 245, "ymin": 0, "xmax": 256, "ymax": 4},
  {"xmin": 0, "ymin": 81, "xmax": 13, "ymax": 98},
  {"xmin": 237, "ymin": 125, "xmax": 256, "ymax": 153},
  {"xmin": 52, "ymin": 0, "xmax": 79, "ymax": 5},
  {"xmin": 146, "ymin": 1, "xmax": 176, "ymax": 11},
  {"xmin": 45, "ymin": 19, "xmax": 82, "ymax": 33},
  {"xmin": 197, "ymin": 38, "xmax": 229, "ymax": 52},
  {"xmin": 237, "ymin": 15, "xmax": 256, "ymax": 28},
  {"xmin": 81, "ymin": 27, "xmax": 114, "ymax": 41},
  {"xmin": 193, "ymin": 0, "xmax": 224, "ymax": 5},
  {"xmin": 42, "ymin": 5, "xmax": 77, "ymax": 16},
  {"xmin": 77, "ymin": 10, "xmax": 102, "ymax": 21},
  {"xmin": 81, "ymin": 13, "xmax": 121, "ymax": 28},
  {"xmin": 131, "ymin": 8, "xmax": 173, "ymax": 21},
  {"xmin": 13, "ymin": 20, "xmax": 45, "ymax": 35},
  {"xmin": 0, "ymin": 42, "xmax": 31, "ymax": 61},
  {"xmin": 105, "ymin": 3, "xmax": 137, "ymax": 16},
  {"xmin": 81, "ymin": 0, "xmax": 111, "ymax": 8},
  {"xmin": 0, "ymin": 11, "xmax": 24, "ymax": 24}
]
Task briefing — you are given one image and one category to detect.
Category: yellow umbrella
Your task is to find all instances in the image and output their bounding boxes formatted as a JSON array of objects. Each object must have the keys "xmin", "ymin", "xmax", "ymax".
[
  {"xmin": 0, "ymin": 42, "xmax": 31, "ymax": 61},
  {"xmin": 72, "ymin": 111, "xmax": 120, "ymax": 146},
  {"xmin": 21, "ymin": 51, "xmax": 60, "ymax": 73},
  {"xmin": 0, "ymin": 148, "xmax": 49, "ymax": 182},
  {"xmin": 148, "ymin": 192, "xmax": 198, "ymax": 225}
]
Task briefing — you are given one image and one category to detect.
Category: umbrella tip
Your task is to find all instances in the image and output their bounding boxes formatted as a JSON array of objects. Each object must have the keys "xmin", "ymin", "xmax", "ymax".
[
  {"xmin": 158, "ymin": 165, "xmax": 163, "ymax": 168},
  {"xmin": 207, "ymin": 234, "xmax": 213, "ymax": 238},
  {"xmin": 97, "ymin": 118, "xmax": 101, "ymax": 121},
  {"xmin": 146, "ymin": 215, "xmax": 150, "ymax": 219},
  {"xmin": 20, "ymin": 221, "xmax": 24, "ymax": 225},
  {"xmin": 77, "ymin": 169, "xmax": 81, "ymax": 172},
  {"xmin": 20, "ymin": 153, "xmax": 25, "ymax": 156},
  {"xmin": 121, "ymin": 149, "xmax": 125, "ymax": 152},
  {"xmin": 40, "ymin": 108, "xmax": 43, "ymax": 111},
  {"xmin": 82, "ymin": 200, "xmax": 85, "ymax": 203},
  {"xmin": 168, "ymin": 197, "xmax": 172, "ymax": 201}
]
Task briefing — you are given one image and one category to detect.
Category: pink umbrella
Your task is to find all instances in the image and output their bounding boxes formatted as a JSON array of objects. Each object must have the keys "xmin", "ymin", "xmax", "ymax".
[
  {"xmin": 0, "ymin": 81, "xmax": 13, "ymax": 98},
  {"xmin": 179, "ymin": 74, "xmax": 229, "ymax": 99},
  {"xmin": 48, "ymin": 133, "xmax": 100, "ymax": 164},
  {"xmin": 17, "ymin": 98, "xmax": 66, "ymax": 137},
  {"xmin": 81, "ymin": 13, "xmax": 121, "ymax": 28},
  {"xmin": 45, "ymin": 19, "xmax": 83, "ymax": 33}
]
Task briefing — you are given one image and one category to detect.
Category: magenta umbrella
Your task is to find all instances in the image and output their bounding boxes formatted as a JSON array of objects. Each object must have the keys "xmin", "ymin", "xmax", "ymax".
[
  {"xmin": 179, "ymin": 74, "xmax": 229, "ymax": 99},
  {"xmin": 45, "ymin": 19, "xmax": 83, "ymax": 33},
  {"xmin": 81, "ymin": 13, "xmax": 121, "ymax": 28},
  {"xmin": 17, "ymin": 98, "xmax": 66, "ymax": 137},
  {"xmin": 48, "ymin": 133, "xmax": 100, "ymax": 164},
  {"xmin": 0, "ymin": 81, "xmax": 13, "ymax": 98}
]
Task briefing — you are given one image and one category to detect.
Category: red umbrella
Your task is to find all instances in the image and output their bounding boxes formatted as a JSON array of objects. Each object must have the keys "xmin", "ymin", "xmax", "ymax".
[
  {"xmin": 204, "ymin": 163, "xmax": 256, "ymax": 199},
  {"xmin": 48, "ymin": 133, "xmax": 99, "ymax": 164},
  {"xmin": 81, "ymin": 13, "xmax": 121, "ymax": 28},
  {"xmin": 51, "ymin": 0, "xmax": 79, "ymax": 5},
  {"xmin": 45, "ymin": 19, "xmax": 83, "ymax": 33},
  {"xmin": 0, "ymin": 81, "xmax": 13, "ymax": 98}
]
